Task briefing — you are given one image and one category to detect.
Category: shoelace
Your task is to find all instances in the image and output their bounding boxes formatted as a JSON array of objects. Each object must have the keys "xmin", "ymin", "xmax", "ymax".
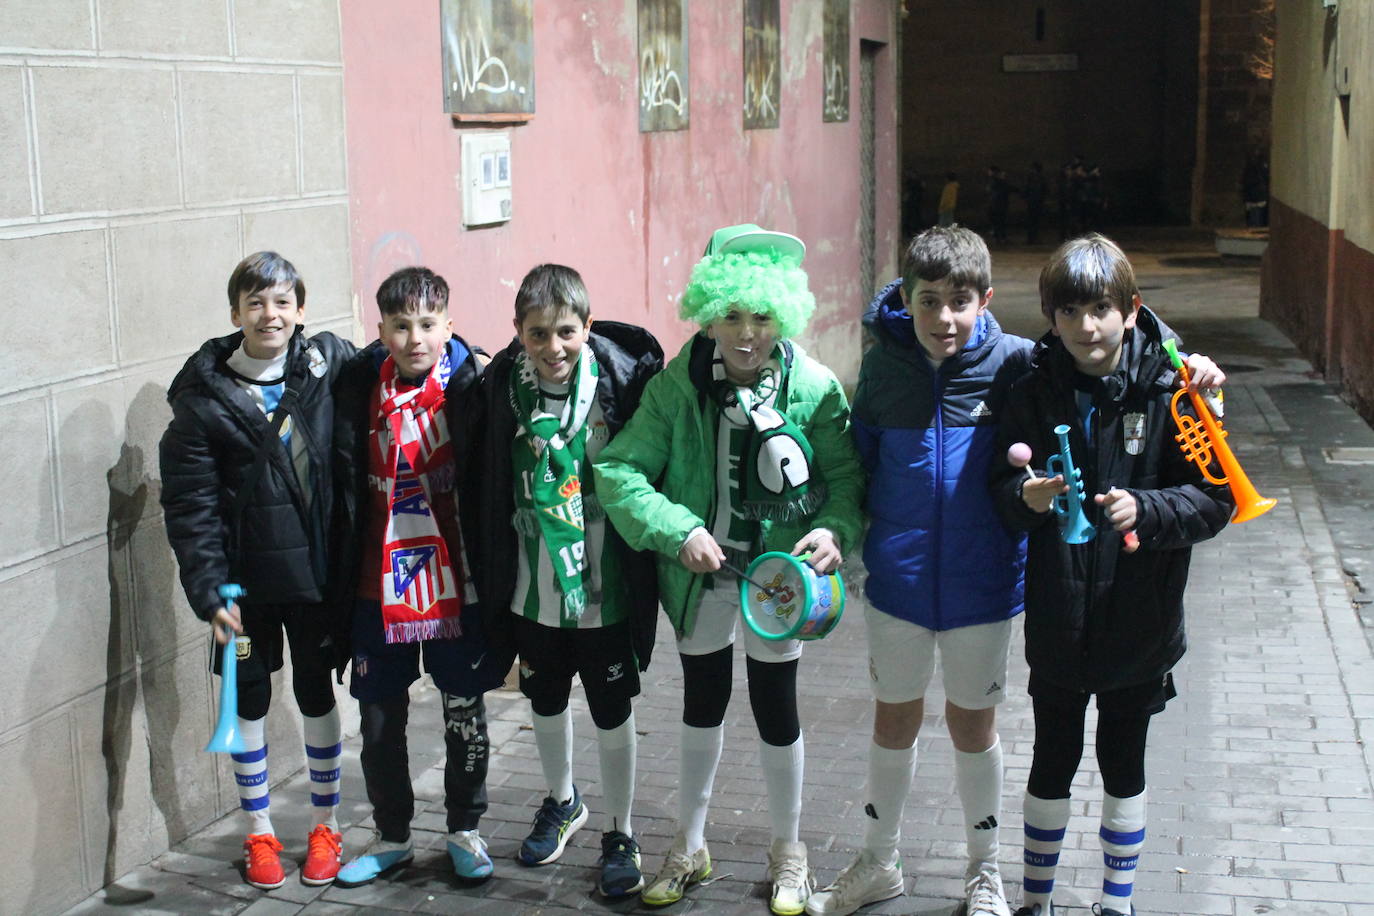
[
  {"xmin": 830, "ymin": 857, "xmax": 878, "ymax": 895},
  {"xmin": 967, "ymin": 873, "xmax": 1003, "ymax": 914},
  {"xmin": 603, "ymin": 837, "xmax": 635, "ymax": 861},
  {"xmin": 773, "ymin": 855, "xmax": 810, "ymax": 890},
  {"xmin": 661, "ymin": 847, "xmax": 699, "ymax": 881},
  {"xmin": 307, "ymin": 827, "xmax": 341, "ymax": 859},
  {"xmin": 246, "ymin": 834, "xmax": 284, "ymax": 867},
  {"xmin": 531, "ymin": 798, "xmax": 569, "ymax": 832}
]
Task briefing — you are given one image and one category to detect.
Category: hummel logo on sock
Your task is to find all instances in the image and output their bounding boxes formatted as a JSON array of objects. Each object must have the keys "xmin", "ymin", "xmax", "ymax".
[
  {"xmin": 985, "ymin": 680, "xmax": 1001, "ymax": 696},
  {"xmin": 974, "ymin": 816, "xmax": 998, "ymax": 830},
  {"xmin": 865, "ymin": 803, "xmax": 879, "ymax": 820}
]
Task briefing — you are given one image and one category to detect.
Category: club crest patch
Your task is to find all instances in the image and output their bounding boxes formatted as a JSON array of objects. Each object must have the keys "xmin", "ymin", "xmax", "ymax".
[
  {"xmin": 1123, "ymin": 412, "xmax": 1145, "ymax": 455},
  {"xmin": 235, "ymin": 637, "xmax": 252, "ymax": 662}
]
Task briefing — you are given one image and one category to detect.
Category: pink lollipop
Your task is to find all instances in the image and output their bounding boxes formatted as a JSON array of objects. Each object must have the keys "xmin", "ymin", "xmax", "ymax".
[{"xmin": 1007, "ymin": 442, "xmax": 1035, "ymax": 476}]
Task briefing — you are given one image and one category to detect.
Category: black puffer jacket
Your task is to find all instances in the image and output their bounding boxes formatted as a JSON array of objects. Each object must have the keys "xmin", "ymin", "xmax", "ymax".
[
  {"xmin": 477, "ymin": 321, "xmax": 665, "ymax": 671},
  {"xmin": 991, "ymin": 308, "xmax": 1233, "ymax": 693},
  {"xmin": 160, "ymin": 328, "xmax": 356, "ymax": 621},
  {"xmin": 326, "ymin": 336, "xmax": 506, "ymax": 679}
]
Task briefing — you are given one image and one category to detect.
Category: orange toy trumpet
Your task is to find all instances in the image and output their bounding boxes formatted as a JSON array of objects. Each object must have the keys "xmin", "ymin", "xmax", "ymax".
[{"xmin": 1161, "ymin": 340, "xmax": 1276, "ymax": 524}]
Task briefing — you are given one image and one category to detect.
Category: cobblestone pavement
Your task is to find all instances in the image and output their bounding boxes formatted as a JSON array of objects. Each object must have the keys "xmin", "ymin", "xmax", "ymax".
[{"xmin": 67, "ymin": 233, "xmax": 1374, "ymax": 915}]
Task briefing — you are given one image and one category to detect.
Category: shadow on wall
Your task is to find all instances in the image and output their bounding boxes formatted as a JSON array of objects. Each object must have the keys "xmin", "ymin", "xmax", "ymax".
[{"xmin": 94, "ymin": 382, "xmax": 196, "ymax": 904}]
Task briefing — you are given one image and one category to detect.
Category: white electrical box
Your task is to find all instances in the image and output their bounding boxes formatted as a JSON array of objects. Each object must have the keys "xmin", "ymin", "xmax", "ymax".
[{"xmin": 460, "ymin": 131, "xmax": 512, "ymax": 227}]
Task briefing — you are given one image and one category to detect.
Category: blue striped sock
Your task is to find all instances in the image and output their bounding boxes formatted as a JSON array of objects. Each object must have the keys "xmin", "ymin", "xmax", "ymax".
[
  {"xmin": 1021, "ymin": 792, "xmax": 1070, "ymax": 910},
  {"xmin": 232, "ymin": 716, "xmax": 272, "ymax": 835},
  {"xmin": 1100, "ymin": 790, "xmax": 1146, "ymax": 914},
  {"xmin": 303, "ymin": 708, "xmax": 342, "ymax": 831}
]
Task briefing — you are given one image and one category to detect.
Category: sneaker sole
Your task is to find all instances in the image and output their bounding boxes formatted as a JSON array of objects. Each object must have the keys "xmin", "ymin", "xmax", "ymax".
[
  {"xmin": 808, "ymin": 885, "xmax": 904, "ymax": 916},
  {"xmin": 299, "ymin": 870, "xmax": 339, "ymax": 887},
  {"xmin": 246, "ymin": 876, "xmax": 286, "ymax": 891},
  {"xmin": 641, "ymin": 865, "xmax": 711, "ymax": 907},
  {"xmin": 518, "ymin": 803, "xmax": 589, "ymax": 866},
  {"xmin": 599, "ymin": 874, "xmax": 646, "ymax": 898}
]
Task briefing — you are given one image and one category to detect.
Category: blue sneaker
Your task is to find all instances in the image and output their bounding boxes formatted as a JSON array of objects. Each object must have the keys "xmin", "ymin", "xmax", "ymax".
[
  {"xmin": 447, "ymin": 829, "xmax": 494, "ymax": 881},
  {"xmin": 518, "ymin": 787, "xmax": 588, "ymax": 865},
  {"xmin": 598, "ymin": 830, "xmax": 644, "ymax": 898},
  {"xmin": 334, "ymin": 839, "xmax": 414, "ymax": 887}
]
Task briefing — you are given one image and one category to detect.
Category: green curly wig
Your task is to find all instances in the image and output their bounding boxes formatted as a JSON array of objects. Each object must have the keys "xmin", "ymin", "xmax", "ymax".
[{"xmin": 678, "ymin": 249, "xmax": 816, "ymax": 339}]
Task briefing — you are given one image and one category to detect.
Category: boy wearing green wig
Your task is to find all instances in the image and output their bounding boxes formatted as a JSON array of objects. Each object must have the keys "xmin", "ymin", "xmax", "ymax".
[{"xmin": 594, "ymin": 224, "xmax": 865, "ymax": 915}]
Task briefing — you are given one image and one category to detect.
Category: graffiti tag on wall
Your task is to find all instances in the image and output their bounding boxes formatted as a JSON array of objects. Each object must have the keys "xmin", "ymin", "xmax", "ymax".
[
  {"xmin": 743, "ymin": 0, "xmax": 780, "ymax": 129},
  {"xmin": 442, "ymin": 0, "xmax": 536, "ymax": 119},
  {"xmin": 823, "ymin": 0, "xmax": 850, "ymax": 122},
  {"xmin": 639, "ymin": 0, "xmax": 689, "ymax": 131}
]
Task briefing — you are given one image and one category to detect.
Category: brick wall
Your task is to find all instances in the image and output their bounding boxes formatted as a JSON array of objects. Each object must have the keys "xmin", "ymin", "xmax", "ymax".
[{"xmin": 0, "ymin": 2, "xmax": 355, "ymax": 912}]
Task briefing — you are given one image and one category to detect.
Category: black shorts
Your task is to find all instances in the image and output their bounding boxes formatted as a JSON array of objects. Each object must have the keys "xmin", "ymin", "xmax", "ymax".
[
  {"xmin": 514, "ymin": 616, "xmax": 641, "ymax": 714},
  {"xmin": 1028, "ymin": 670, "xmax": 1177, "ymax": 717},
  {"xmin": 349, "ymin": 600, "xmax": 506, "ymax": 703},
  {"xmin": 210, "ymin": 601, "xmax": 331, "ymax": 684}
]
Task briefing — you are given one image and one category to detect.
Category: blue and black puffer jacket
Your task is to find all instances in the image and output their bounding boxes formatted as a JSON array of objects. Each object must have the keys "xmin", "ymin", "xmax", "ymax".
[{"xmin": 852, "ymin": 279, "xmax": 1034, "ymax": 630}]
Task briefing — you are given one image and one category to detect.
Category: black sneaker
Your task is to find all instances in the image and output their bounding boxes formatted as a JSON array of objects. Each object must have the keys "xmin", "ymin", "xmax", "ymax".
[
  {"xmin": 598, "ymin": 830, "xmax": 644, "ymax": 898},
  {"xmin": 517, "ymin": 786, "xmax": 588, "ymax": 865}
]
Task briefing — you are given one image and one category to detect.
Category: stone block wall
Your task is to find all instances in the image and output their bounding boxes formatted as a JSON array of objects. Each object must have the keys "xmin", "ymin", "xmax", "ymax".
[{"xmin": 0, "ymin": 2, "xmax": 354, "ymax": 912}]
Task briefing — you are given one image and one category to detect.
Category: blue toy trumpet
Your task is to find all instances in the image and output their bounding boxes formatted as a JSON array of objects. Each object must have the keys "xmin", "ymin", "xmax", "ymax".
[
  {"xmin": 205, "ymin": 583, "xmax": 249, "ymax": 754},
  {"xmin": 1046, "ymin": 423, "xmax": 1096, "ymax": 544}
]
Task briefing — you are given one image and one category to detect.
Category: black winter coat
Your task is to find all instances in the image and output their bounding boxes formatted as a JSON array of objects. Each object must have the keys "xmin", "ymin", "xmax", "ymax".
[
  {"xmin": 991, "ymin": 309, "xmax": 1233, "ymax": 693},
  {"xmin": 477, "ymin": 322, "xmax": 665, "ymax": 671},
  {"xmin": 160, "ymin": 328, "xmax": 356, "ymax": 621},
  {"xmin": 326, "ymin": 336, "xmax": 503, "ymax": 678}
]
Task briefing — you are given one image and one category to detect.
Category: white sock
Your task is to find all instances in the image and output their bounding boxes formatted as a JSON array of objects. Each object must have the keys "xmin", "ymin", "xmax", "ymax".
[
  {"xmin": 597, "ymin": 713, "xmax": 637, "ymax": 836},
  {"xmin": 956, "ymin": 736, "xmax": 1003, "ymax": 875},
  {"xmin": 531, "ymin": 708, "xmax": 575, "ymax": 804},
  {"xmin": 679, "ymin": 723, "xmax": 724, "ymax": 851},
  {"xmin": 759, "ymin": 735, "xmax": 805, "ymax": 844},
  {"xmin": 232, "ymin": 716, "xmax": 273, "ymax": 836},
  {"xmin": 862, "ymin": 740, "xmax": 916, "ymax": 867},
  {"xmin": 1021, "ymin": 792, "xmax": 1071, "ymax": 909},
  {"xmin": 1101, "ymin": 789, "xmax": 1147, "ymax": 914},
  {"xmin": 303, "ymin": 707, "xmax": 342, "ymax": 831}
]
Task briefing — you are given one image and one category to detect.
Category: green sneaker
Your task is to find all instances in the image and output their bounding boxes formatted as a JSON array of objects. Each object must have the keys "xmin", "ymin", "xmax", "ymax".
[{"xmin": 641, "ymin": 833, "xmax": 711, "ymax": 906}]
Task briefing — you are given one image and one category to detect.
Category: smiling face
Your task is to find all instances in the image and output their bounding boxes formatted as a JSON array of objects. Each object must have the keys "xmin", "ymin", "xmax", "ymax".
[
  {"xmin": 707, "ymin": 307, "xmax": 779, "ymax": 385},
  {"xmin": 378, "ymin": 306, "xmax": 452, "ymax": 378},
  {"xmin": 515, "ymin": 305, "xmax": 592, "ymax": 385},
  {"xmin": 1051, "ymin": 295, "xmax": 1141, "ymax": 376},
  {"xmin": 906, "ymin": 276, "xmax": 991, "ymax": 362},
  {"xmin": 232, "ymin": 282, "xmax": 303, "ymax": 359}
]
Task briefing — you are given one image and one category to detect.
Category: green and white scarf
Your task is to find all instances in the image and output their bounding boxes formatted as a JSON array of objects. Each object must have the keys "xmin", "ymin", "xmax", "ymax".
[
  {"xmin": 509, "ymin": 349, "xmax": 600, "ymax": 620},
  {"xmin": 711, "ymin": 342, "xmax": 824, "ymax": 522}
]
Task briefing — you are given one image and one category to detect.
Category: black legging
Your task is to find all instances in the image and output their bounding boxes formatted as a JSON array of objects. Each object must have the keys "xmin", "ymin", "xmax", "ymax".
[
  {"xmin": 236, "ymin": 665, "xmax": 335, "ymax": 721},
  {"xmin": 680, "ymin": 647, "xmax": 800, "ymax": 747},
  {"xmin": 527, "ymin": 680, "xmax": 632, "ymax": 731},
  {"xmin": 1026, "ymin": 694, "xmax": 1151, "ymax": 799}
]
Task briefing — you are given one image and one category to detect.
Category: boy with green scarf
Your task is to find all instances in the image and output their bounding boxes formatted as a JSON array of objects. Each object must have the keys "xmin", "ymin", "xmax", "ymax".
[
  {"xmin": 593, "ymin": 225, "xmax": 864, "ymax": 915},
  {"xmin": 477, "ymin": 264, "xmax": 664, "ymax": 898}
]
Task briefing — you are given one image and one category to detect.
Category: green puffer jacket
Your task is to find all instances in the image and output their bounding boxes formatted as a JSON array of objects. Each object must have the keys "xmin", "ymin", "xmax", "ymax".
[{"xmin": 593, "ymin": 333, "xmax": 865, "ymax": 638}]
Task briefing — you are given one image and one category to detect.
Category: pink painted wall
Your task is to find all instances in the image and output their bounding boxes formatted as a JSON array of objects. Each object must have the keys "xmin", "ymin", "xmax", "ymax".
[{"xmin": 340, "ymin": 1, "xmax": 899, "ymax": 386}]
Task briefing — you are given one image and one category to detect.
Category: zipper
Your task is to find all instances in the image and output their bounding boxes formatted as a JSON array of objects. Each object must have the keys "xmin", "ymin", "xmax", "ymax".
[
  {"xmin": 1081, "ymin": 403, "xmax": 1099, "ymax": 672},
  {"xmin": 932, "ymin": 365, "xmax": 945, "ymax": 630}
]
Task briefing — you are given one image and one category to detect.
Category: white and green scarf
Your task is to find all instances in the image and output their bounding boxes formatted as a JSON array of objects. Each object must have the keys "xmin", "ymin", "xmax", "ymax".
[
  {"xmin": 710, "ymin": 341, "xmax": 824, "ymax": 521},
  {"xmin": 509, "ymin": 349, "xmax": 600, "ymax": 620}
]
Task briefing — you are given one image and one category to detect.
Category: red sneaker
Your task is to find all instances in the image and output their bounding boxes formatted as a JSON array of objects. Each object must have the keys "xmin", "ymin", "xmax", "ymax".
[
  {"xmin": 243, "ymin": 833, "xmax": 286, "ymax": 890},
  {"xmin": 301, "ymin": 824, "xmax": 343, "ymax": 886}
]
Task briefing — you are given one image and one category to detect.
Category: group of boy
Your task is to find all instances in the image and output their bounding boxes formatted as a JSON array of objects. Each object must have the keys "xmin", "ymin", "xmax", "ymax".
[{"xmin": 160, "ymin": 220, "xmax": 1232, "ymax": 916}]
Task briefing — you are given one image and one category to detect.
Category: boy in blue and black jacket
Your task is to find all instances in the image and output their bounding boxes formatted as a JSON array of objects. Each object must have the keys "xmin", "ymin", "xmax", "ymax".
[
  {"xmin": 808, "ymin": 228, "xmax": 1224, "ymax": 916},
  {"xmin": 160, "ymin": 251, "xmax": 355, "ymax": 890}
]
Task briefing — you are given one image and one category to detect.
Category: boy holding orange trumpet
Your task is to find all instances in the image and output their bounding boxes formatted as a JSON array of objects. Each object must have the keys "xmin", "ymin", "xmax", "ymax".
[{"xmin": 991, "ymin": 234, "xmax": 1235, "ymax": 916}]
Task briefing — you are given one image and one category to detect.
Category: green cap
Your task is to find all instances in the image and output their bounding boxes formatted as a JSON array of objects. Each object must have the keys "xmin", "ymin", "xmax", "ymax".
[{"xmin": 702, "ymin": 223, "xmax": 806, "ymax": 263}]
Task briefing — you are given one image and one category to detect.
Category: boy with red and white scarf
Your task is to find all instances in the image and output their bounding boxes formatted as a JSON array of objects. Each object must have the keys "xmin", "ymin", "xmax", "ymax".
[{"xmin": 327, "ymin": 267, "xmax": 511, "ymax": 887}]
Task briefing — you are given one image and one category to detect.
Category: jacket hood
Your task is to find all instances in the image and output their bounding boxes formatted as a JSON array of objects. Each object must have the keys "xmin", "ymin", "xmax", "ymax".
[
  {"xmin": 167, "ymin": 326, "xmax": 311, "ymax": 403},
  {"xmin": 863, "ymin": 277, "xmax": 998, "ymax": 373},
  {"xmin": 1029, "ymin": 304, "xmax": 1176, "ymax": 403}
]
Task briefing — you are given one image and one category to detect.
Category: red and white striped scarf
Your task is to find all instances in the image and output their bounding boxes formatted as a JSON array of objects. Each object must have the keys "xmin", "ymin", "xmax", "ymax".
[{"xmin": 374, "ymin": 349, "xmax": 463, "ymax": 643}]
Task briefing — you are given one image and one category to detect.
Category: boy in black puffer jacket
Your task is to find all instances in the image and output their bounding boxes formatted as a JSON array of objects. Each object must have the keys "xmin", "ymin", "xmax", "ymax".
[
  {"xmin": 991, "ymin": 235, "xmax": 1234, "ymax": 916},
  {"xmin": 160, "ymin": 251, "xmax": 356, "ymax": 890}
]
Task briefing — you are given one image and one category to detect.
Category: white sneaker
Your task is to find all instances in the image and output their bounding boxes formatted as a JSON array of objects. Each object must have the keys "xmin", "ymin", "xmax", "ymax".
[
  {"xmin": 768, "ymin": 839, "xmax": 814, "ymax": 916},
  {"xmin": 805, "ymin": 850, "xmax": 904, "ymax": 916},
  {"xmin": 641, "ymin": 833, "xmax": 711, "ymax": 906},
  {"xmin": 965, "ymin": 869, "xmax": 1012, "ymax": 916}
]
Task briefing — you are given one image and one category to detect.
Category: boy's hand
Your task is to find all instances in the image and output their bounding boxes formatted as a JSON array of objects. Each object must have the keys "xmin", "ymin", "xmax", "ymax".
[
  {"xmin": 679, "ymin": 530, "xmax": 725, "ymax": 573},
  {"xmin": 1021, "ymin": 474, "xmax": 1067, "ymax": 513},
  {"xmin": 1182, "ymin": 353, "xmax": 1226, "ymax": 391},
  {"xmin": 211, "ymin": 606, "xmax": 243, "ymax": 645},
  {"xmin": 792, "ymin": 528, "xmax": 841, "ymax": 574},
  {"xmin": 1095, "ymin": 488, "xmax": 1138, "ymax": 531}
]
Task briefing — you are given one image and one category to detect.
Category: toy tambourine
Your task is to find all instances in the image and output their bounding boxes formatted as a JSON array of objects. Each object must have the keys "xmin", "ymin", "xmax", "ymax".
[{"xmin": 737, "ymin": 551, "xmax": 846, "ymax": 641}]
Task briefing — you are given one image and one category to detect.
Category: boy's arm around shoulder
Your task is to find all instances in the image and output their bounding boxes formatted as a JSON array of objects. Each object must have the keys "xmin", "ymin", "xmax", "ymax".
[
  {"xmin": 159, "ymin": 395, "xmax": 229, "ymax": 622},
  {"xmin": 990, "ymin": 377, "xmax": 1058, "ymax": 533},
  {"xmin": 805, "ymin": 373, "xmax": 865, "ymax": 554},
  {"xmin": 1127, "ymin": 404, "xmax": 1234, "ymax": 550},
  {"xmin": 592, "ymin": 371, "xmax": 704, "ymax": 558}
]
